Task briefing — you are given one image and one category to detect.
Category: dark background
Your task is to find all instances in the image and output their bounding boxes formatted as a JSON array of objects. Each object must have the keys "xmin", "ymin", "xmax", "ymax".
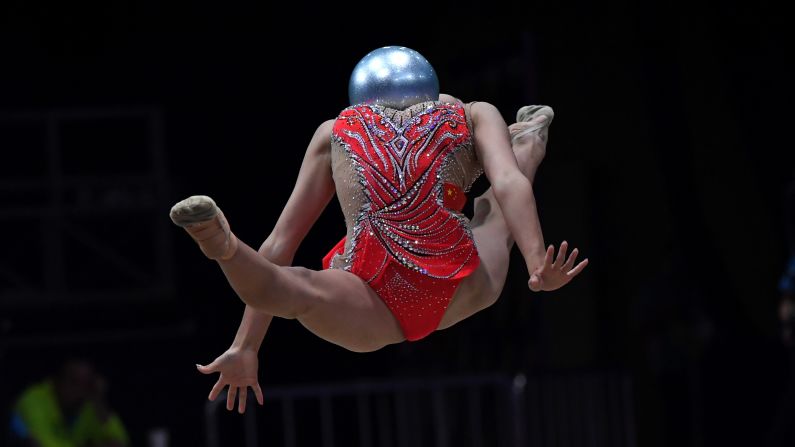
[{"xmin": 0, "ymin": 2, "xmax": 792, "ymax": 446}]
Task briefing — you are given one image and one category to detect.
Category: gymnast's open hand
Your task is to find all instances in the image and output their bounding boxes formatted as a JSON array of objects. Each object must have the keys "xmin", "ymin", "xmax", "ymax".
[
  {"xmin": 197, "ymin": 347, "xmax": 264, "ymax": 413},
  {"xmin": 528, "ymin": 241, "xmax": 589, "ymax": 292}
]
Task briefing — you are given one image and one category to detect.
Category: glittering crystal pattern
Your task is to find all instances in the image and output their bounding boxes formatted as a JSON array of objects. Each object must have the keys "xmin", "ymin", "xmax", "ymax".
[{"xmin": 323, "ymin": 101, "xmax": 483, "ymax": 341}]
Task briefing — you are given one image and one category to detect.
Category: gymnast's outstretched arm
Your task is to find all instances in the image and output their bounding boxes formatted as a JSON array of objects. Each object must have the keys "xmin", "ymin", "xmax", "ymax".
[
  {"xmin": 471, "ymin": 102, "xmax": 546, "ymax": 269},
  {"xmin": 237, "ymin": 118, "xmax": 336, "ymax": 348},
  {"xmin": 471, "ymin": 102, "xmax": 587, "ymax": 291},
  {"xmin": 259, "ymin": 118, "xmax": 337, "ymax": 265},
  {"xmin": 197, "ymin": 119, "xmax": 336, "ymax": 412}
]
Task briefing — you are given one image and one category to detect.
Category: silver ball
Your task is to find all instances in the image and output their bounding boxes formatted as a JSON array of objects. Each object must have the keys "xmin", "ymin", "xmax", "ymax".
[{"xmin": 348, "ymin": 46, "xmax": 439, "ymax": 110}]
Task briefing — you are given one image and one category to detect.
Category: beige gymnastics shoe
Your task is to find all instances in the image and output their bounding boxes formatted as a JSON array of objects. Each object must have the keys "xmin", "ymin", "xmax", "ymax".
[
  {"xmin": 510, "ymin": 105, "xmax": 555, "ymax": 144},
  {"xmin": 170, "ymin": 195, "xmax": 239, "ymax": 261}
]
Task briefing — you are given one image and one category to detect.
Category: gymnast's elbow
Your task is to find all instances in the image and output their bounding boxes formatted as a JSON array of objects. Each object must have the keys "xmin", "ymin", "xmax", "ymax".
[{"xmin": 491, "ymin": 170, "xmax": 532, "ymax": 198}]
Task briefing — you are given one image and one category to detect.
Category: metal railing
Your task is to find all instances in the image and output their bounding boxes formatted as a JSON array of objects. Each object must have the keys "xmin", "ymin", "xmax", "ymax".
[{"xmin": 205, "ymin": 372, "xmax": 635, "ymax": 447}]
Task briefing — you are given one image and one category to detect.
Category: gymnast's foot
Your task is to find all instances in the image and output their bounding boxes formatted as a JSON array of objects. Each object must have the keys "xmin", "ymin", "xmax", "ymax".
[
  {"xmin": 170, "ymin": 195, "xmax": 239, "ymax": 260},
  {"xmin": 512, "ymin": 105, "xmax": 554, "ymax": 144},
  {"xmin": 509, "ymin": 105, "xmax": 553, "ymax": 178}
]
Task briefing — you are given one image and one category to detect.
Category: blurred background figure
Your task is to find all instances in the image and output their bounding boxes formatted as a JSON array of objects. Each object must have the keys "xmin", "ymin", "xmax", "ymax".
[
  {"xmin": 778, "ymin": 175, "xmax": 795, "ymax": 346},
  {"xmin": 8, "ymin": 359, "xmax": 129, "ymax": 447},
  {"xmin": 769, "ymin": 174, "xmax": 795, "ymax": 446}
]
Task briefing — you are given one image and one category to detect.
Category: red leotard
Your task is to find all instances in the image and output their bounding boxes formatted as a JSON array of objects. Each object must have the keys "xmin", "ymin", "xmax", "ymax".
[{"xmin": 323, "ymin": 101, "xmax": 483, "ymax": 341}]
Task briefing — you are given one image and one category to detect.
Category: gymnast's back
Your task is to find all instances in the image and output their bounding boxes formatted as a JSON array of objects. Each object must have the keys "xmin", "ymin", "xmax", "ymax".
[{"xmin": 324, "ymin": 100, "xmax": 483, "ymax": 273}]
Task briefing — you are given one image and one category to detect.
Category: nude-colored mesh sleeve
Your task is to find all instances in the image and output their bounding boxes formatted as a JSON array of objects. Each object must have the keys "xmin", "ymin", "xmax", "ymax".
[
  {"xmin": 329, "ymin": 140, "xmax": 366, "ymax": 270},
  {"xmin": 439, "ymin": 102, "xmax": 483, "ymax": 192}
]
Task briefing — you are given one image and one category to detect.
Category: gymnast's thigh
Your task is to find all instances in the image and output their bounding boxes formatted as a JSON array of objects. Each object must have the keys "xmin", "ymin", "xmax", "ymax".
[
  {"xmin": 437, "ymin": 224, "xmax": 512, "ymax": 330},
  {"xmin": 296, "ymin": 268, "xmax": 406, "ymax": 352}
]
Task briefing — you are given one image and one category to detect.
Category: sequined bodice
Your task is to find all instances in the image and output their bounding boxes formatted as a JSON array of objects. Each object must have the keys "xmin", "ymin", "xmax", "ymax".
[{"xmin": 328, "ymin": 101, "xmax": 483, "ymax": 275}]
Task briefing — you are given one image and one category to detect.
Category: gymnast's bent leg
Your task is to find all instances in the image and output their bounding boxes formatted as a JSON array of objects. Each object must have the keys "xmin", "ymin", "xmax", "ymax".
[
  {"xmin": 171, "ymin": 198, "xmax": 404, "ymax": 353},
  {"xmin": 439, "ymin": 107, "xmax": 558, "ymax": 328}
]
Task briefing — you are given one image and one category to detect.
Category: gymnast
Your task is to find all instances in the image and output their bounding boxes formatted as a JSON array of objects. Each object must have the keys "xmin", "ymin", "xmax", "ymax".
[{"xmin": 170, "ymin": 47, "xmax": 588, "ymax": 413}]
